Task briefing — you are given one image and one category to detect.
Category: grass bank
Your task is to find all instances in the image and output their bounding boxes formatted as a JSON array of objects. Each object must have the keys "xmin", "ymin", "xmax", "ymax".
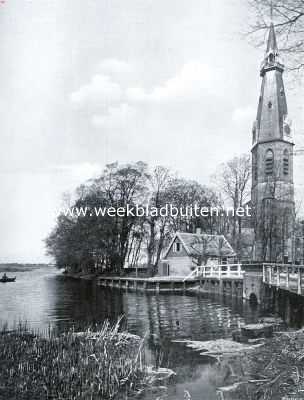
[{"xmin": 0, "ymin": 320, "xmax": 150, "ymax": 399}]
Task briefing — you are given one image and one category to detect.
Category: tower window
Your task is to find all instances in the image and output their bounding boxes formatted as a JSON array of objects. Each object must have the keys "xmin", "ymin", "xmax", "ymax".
[
  {"xmin": 252, "ymin": 127, "xmax": 256, "ymax": 143},
  {"xmin": 252, "ymin": 153, "xmax": 258, "ymax": 181},
  {"xmin": 265, "ymin": 149, "xmax": 274, "ymax": 176},
  {"xmin": 253, "ymin": 164, "xmax": 258, "ymax": 181},
  {"xmin": 283, "ymin": 149, "xmax": 289, "ymax": 175}
]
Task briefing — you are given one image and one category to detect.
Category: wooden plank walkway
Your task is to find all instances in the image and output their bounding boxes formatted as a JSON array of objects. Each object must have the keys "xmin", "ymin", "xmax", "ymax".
[{"xmin": 97, "ymin": 264, "xmax": 245, "ymax": 293}]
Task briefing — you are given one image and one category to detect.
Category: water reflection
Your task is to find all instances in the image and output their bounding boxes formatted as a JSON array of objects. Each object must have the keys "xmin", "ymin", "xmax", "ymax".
[{"xmin": 0, "ymin": 267, "xmax": 301, "ymax": 400}]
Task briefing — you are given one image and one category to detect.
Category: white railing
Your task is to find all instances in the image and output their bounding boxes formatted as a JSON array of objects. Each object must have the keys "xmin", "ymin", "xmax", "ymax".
[
  {"xmin": 183, "ymin": 263, "xmax": 243, "ymax": 282},
  {"xmin": 263, "ymin": 263, "xmax": 304, "ymax": 295},
  {"xmin": 183, "ymin": 265, "xmax": 203, "ymax": 282},
  {"xmin": 201, "ymin": 264, "xmax": 243, "ymax": 278}
]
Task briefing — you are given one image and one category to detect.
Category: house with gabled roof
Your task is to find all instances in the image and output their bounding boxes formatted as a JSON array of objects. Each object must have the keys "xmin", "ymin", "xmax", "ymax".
[{"xmin": 159, "ymin": 230, "xmax": 236, "ymax": 277}]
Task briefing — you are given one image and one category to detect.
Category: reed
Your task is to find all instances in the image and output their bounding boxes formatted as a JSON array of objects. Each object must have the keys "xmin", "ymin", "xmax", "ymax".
[{"xmin": 0, "ymin": 319, "xmax": 148, "ymax": 399}]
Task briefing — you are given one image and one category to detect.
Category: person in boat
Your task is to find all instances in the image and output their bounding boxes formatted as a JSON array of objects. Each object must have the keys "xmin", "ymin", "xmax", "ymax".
[{"xmin": 2, "ymin": 273, "xmax": 7, "ymax": 280}]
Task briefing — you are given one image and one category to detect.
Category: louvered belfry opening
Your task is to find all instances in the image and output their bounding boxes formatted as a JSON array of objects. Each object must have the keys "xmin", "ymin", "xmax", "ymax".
[
  {"xmin": 265, "ymin": 149, "xmax": 274, "ymax": 176},
  {"xmin": 283, "ymin": 149, "xmax": 289, "ymax": 175}
]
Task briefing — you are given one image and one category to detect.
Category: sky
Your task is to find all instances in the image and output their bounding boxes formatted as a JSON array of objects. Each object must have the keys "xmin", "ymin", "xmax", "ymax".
[{"xmin": 0, "ymin": 0, "xmax": 304, "ymax": 262}]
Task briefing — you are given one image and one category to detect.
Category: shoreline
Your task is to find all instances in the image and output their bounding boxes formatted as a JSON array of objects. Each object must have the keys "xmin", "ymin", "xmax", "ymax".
[
  {"xmin": 0, "ymin": 320, "xmax": 176, "ymax": 400},
  {"xmin": 0, "ymin": 316, "xmax": 303, "ymax": 400},
  {"xmin": 64, "ymin": 272, "xmax": 246, "ymax": 299}
]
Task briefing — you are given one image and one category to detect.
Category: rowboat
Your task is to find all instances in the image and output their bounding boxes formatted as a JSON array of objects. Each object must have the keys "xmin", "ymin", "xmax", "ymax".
[{"xmin": 0, "ymin": 275, "xmax": 16, "ymax": 283}]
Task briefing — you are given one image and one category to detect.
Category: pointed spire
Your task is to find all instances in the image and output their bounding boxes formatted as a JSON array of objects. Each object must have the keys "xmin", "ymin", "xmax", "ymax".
[
  {"xmin": 266, "ymin": 23, "xmax": 278, "ymax": 55},
  {"xmin": 260, "ymin": 21, "xmax": 283, "ymax": 76}
]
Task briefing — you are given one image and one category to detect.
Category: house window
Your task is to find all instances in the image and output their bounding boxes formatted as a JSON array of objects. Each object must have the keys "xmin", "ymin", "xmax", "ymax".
[
  {"xmin": 283, "ymin": 149, "xmax": 289, "ymax": 175},
  {"xmin": 173, "ymin": 242, "xmax": 181, "ymax": 252},
  {"xmin": 265, "ymin": 149, "xmax": 274, "ymax": 176}
]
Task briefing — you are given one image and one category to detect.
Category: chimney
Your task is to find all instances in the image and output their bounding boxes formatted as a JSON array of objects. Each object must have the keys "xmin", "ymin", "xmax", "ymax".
[{"xmin": 196, "ymin": 227, "xmax": 202, "ymax": 235}]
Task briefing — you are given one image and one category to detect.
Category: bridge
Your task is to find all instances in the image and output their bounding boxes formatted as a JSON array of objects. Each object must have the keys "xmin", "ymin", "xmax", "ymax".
[{"xmin": 263, "ymin": 263, "xmax": 304, "ymax": 296}]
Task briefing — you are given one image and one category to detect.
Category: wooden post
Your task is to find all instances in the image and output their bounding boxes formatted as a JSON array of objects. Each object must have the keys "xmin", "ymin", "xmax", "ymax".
[
  {"xmin": 286, "ymin": 266, "xmax": 289, "ymax": 290},
  {"xmin": 298, "ymin": 268, "xmax": 302, "ymax": 295},
  {"xmin": 277, "ymin": 266, "xmax": 280, "ymax": 287},
  {"xmin": 262, "ymin": 264, "xmax": 265, "ymax": 283}
]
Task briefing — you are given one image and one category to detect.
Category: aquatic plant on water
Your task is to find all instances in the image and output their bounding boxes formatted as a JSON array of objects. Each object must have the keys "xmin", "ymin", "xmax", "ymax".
[{"xmin": 0, "ymin": 319, "xmax": 149, "ymax": 399}]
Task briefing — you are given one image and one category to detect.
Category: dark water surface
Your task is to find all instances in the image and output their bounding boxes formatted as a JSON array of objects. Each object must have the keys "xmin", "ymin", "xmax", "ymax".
[{"xmin": 0, "ymin": 266, "xmax": 293, "ymax": 399}]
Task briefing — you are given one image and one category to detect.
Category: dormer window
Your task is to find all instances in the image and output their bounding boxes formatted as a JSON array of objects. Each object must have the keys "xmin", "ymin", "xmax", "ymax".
[
  {"xmin": 173, "ymin": 242, "xmax": 181, "ymax": 252},
  {"xmin": 265, "ymin": 149, "xmax": 274, "ymax": 176}
]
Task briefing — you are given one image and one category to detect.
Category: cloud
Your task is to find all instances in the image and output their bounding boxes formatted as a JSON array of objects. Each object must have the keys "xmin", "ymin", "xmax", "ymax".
[
  {"xmin": 70, "ymin": 61, "xmax": 229, "ymax": 125},
  {"xmin": 98, "ymin": 59, "xmax": 132, "ymax": 75},
  {"xmin": 232, "ymin": 106, "xmax": 255, "ymax": 124},
  {"xmin": 70, "ymin": 74, "xmax": 122, "ymax": 106},
  {"xmin": 127, "ymin": 62, "xmax": 218, "ymax": 103},
  {"xmin": 92, "ymin": 103, "xmax": 136, "ymax": 128},
  {"xmin": 51, "ymin": 162, "xmax": 102, "ymax": 179}
]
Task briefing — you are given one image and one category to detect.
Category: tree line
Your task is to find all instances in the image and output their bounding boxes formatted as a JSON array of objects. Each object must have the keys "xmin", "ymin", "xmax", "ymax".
[{"xmin": 45, "ymin": 155, "xmax": 252, "ymax": 274}]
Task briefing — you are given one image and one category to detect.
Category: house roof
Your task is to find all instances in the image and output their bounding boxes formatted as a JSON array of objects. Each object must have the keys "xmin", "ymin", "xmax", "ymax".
[{"xmin": 163, "ymin": 232, "xmax": 236, "ymax": 259}]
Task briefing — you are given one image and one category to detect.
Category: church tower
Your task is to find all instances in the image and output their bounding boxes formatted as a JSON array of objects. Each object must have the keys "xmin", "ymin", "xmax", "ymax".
[{"xmin": 251, "ymin": 23, "xmax": 295, "ymax": 262}]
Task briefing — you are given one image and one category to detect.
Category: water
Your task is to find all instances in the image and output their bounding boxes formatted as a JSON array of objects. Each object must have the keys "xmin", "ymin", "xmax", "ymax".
[{"xmin": 0, "ymin": 266, "xmax": 286, "ymax": 399}]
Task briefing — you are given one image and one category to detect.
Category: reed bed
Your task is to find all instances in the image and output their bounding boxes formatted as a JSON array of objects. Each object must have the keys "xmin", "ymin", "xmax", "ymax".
[{"xmin": 0, "ymin": 319, "xmax": 148, "ymax": 399}]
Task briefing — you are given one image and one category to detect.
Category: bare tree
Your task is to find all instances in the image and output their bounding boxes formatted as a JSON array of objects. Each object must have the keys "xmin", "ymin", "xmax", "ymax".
[
  {"xmin": 145, "ymin": 166, "xmax": 173, "ymax": 271},
  {"xmin": 214, "ymin": 154, "xmax": 251, "ymax": 253},
  {"xmin": 247, "ymin": 0, "xmax": 304, "ymax": 71}
]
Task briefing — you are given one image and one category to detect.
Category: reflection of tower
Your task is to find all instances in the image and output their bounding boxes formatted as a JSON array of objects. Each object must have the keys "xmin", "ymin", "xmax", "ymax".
[{"xmin": 251, "ymin": 23, "xmax": 295, "ymax": 262}]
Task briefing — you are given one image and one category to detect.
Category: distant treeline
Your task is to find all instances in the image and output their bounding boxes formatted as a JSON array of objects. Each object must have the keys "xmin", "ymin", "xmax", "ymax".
[
  {"xmin": 45, "ymin": 158, "xmax": 253, "ymax": 275},
  {"xmin": 0, "ymin": 264, "xmax": 49, "ymax": 272}
]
